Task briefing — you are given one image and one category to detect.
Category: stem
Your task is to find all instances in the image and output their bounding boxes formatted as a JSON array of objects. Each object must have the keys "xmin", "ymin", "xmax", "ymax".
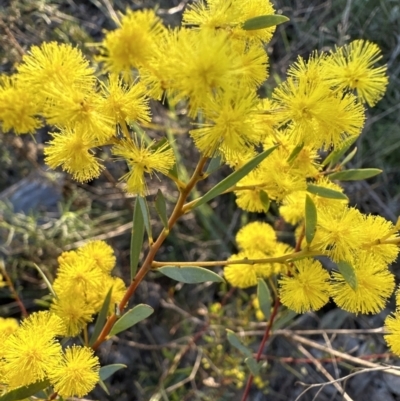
[
  {"xmin": 92, "ymin": 155, "xmax": 208, "ymax": 350},
  {"xmin": 151, "ymin": 249, "xmax": 322, "ymax": 269},
  {"xmin": 1, "ymin": 263, "xmax": 28, "ymax": 318},
  {"xmin": 241, "ymin": 297, "xmax": 281, "ymax": 401}
]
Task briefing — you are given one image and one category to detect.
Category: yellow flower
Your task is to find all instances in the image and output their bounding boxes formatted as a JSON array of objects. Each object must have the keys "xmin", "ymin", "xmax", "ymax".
[
  {"xmin": 359, "ymin": 214, "xmax": 399, "ymax": 266},
  {"xmin": 54, "ymin": 253, "xmax": 104, "ymax": 297},
  {"xmin": 20, "ymin": 311, "xmax": 65, "ymax": 339},
  {"xmin": 183, "ymin": 0, "xmax": 276, "ymax": 44},
  {"xmin": 189, "ymin": 88, "xmax": 263, "ymax": 157},
  {"xmin": 324, "ymin": 40, "xmax": 388, "ymax": 107},
  {"xmin": 279, "ymin": 259, "xmax": 330, "ymax": 313},
  {"xmin": 78, "ymin": 240, "xmax": 116, "ymax": 274},
  {"xmin": 48, "ymin": 346, "xmax": 100, "ymax": 398},
  {"xmin": 0, "ymin": 317, "xmax": 19, "ymax": 338},
  {"xmin": 17, "ymin": 41, "xmax": 95, "ymax": 99},
  {"xmin": 3, "ymin": 325, "xmax": 62, "ymax": 387},
  {"xmin": 236, "ymin": 221, "xmax": 277, "ymax": 254},
  {"xmin": 164, "ymin": 28, "xmax": 264, "ymax": 115},
  {"xmin": 312, "ymin": 207, "xmax": 366, "ymax": 262},
  {"xmin": 43, "ymin": 86, "xmax": 114, "ymax": 142},
  {"xmin": 98, "ymin": 9, "xmax": 165, "ymax": 80},
  {"xmin": 330, "ymin": 254, "xmax": 395, "ymax": 314},
  {"xmin": 234, "ymin": 170, "xmax": 268, "ymax": 213},
  {"xmin": 287, "ymin": 52, "xmax": 328, "ymax": 85},
  {"xmin": 100, "ymin": 74, "xmax": 151, "ymax": 125},
  {"xmin": 44, "ymin": 127, "xmax": 104, "ymax": 183},
  {"xmin": 112, "ymin": 136, "xmax": 175, "ymax": 195},
  {"xmin": 224, "ymin": 251, "xmax": 275, "ymax": 288},
  {"xmin": 273, "ymin": 77, "xmax": 365, "ymax": 149},
  {"xmin": 51, "ymin": 293, "xmax": 95, "ymax": 337},
  {"xmin": 384, "ymin": 311, "xmax": 400, "ymax": 356},
  {"xmin": 280, "ymin": 178, "xmax": 347, "ymax": 225},
  {"xmin": 0, "ymin": 75, "xmax": 43, "ymax": 135},
  {"xmin": 88, "ymin": 276, "xmax": 127, "ymax": 315}
]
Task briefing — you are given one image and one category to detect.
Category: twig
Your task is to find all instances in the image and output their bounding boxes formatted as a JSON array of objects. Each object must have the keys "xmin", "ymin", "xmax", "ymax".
[
  {"xmin": 294, "ymin": 343, "xmax": 353, "ymax": 401},
  {"xmin": 164, "ymin": 349, "xmax": 203, "ymax": 393},
  {"xmin": 295, "ymin": 366, "xmax": 400, "ymax": 401},
  {"xmin": 285, "ymin": 333, "xmax": 400, "ymax": 377},
  {"xmin": 0, "ymin": 261, "xmax": 28, "ymax": 318}
]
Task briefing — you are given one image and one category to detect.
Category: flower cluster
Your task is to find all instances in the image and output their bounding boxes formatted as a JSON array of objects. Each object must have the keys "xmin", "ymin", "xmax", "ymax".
[
  {"xmin": 51, "ymin": 240, "xmax": 126, "ymax": 336},
  {"xmin": 0, "ymin": 240, "xmax": 121, "ymax": 398},
  {"xmin": 0, "ymin": 311, "xmax": 99, "ymax": 398}
]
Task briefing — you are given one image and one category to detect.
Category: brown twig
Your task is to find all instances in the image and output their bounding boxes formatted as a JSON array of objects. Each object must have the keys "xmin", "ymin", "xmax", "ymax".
[{"xmin": 92, "ymin": 155, "xmax": 208, "ymax": 350}]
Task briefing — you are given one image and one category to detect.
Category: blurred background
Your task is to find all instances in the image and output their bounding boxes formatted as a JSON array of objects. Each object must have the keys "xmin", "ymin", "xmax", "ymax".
[{"xmin": 1, "ymin": 1, "xmax": 400, "ymax": 400}]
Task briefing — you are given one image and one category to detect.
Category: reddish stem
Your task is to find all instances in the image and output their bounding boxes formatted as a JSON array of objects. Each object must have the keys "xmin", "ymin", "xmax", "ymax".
[
  {"xmin": 241, "ymin": 296, "xmax": 281, "ymax": 401},
  {"xmin": 1, "ymin": 265, "xmax": 28, "ymax": 318}
]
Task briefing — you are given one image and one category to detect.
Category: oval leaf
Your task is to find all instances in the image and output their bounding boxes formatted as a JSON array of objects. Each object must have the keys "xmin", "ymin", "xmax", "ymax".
[
  {"xmin": 155, "ymin": 189, "xmax": 169, "ymax": 230},
  {"xmin": 158, "ymin": 266, "xmax": 224, "ymax": 284},
  {"xmin": 100, "ymin": 364, "xmax": 127, "ymax": 381},
  {"xmin": 131, "ymin": 197, "xmax": 145, "ymax": 279},
  {"xmin": 337, "ymin": 260, "xmax": 357, "ymax": 291},
  {"xmin": 257, "ymin": 279, "xmax": 271, "ymax": 321},
  {"xmin": 259, "ymin": 190, "xmax": 270, "ymax": 212},
  {"xmin": 242, "ymin": 14, "xmax": 289, "ymax": 30},
  {"xmin": 322, "ymin": 136, "xmax": 358, "ymax": 167},
  {"xmin": 287, "ymin": 142, "xmax": 304, "ymax": 164},
  {"xmin": 328, "ymin": 168, "xmax": 382, "ymax": 181},
  {"xmin": 109, "ymin": 304, "xmax": 154, "ymax": 337},
  {"xmin": 193, "ymin": 145, "xmax": 278, "ymax": 210},
  {"xmin": 245, "ymin": 356, "xmax": 261, "ymax": 376},
  {"xmin": 206, "ymin": 154, "xmax": 222, "ymax": 174},
  {"xmin": 89, "ymin": 286, "xmax": 113, "ymax": 346},
  {"xmin": 226, "ymin": 329, "xmax": 252, "ymax": 357},
  {"xmin": 0, "ymin": 380, "xmax": 50, "ymax": 401},
  {"xmin": 339, "ymin": 146, "xmax": 358, "ymax": 167},
  {"xmin": 138, "ymin": 196, "xmax": 153, "ymax": 242},
  {"xmin": 305, "ymin": 194, "xmax": 317, "ymax": 244},
  {"xmin": 307, "ymin": 184, "xmax": 348, "ymax": 200}
]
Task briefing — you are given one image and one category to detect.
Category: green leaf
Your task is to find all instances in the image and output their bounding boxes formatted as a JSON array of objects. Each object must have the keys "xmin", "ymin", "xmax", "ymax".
[
  {"xmin": 257, "ymin": 279, "xmax": 271, "ymax": 321},
  {"xmin": 109, "ymin": 304, "xmax": 154, "ymax": 337},
  {"xmin": 245, "ymin": 356, "xmax": 261, "ymax": 376},
  {"xmin": 33, "ymin": 263, "xmax": 56, "ymax": 298},
  {"xmin": 193, "ymin": 145, "xmax": 278, "ymax": 210},
  {"xmin": 322, "ymin": 136, "xmax": 358, "ymax": 167},
  {"xmin": 130, "ymin": 197, "xmax": 145, "ymax": 279},
  {"xmin": 259, "ymin": 190, "xmax": 270, "ymax": 212},
  {"xmin": 158, "ymin": 266, "xmax": 224, "ymax": 284},
  {"xmin": 337, "ymin": 260, "xmax": 357, "ymax": 291},
  {"xmin": 287, "ymin": 142, "xmax": 304, "ymax": 164},
  {"xmin": 328, "ymin": 168, "xmax": 382, "ymax": 181},
  {"xmin": 99, "ymin": 364, "xmax": 127, "ymax": 381},
  {"xmin": 0, "ymin": 380, "xmax": 50, "ymax": 401},
  {"xmin": 98, "ymin": 379, "xmax": 110, "ymax": 395},
  {"xmin": 89, "ymin": 286, "xmax": 113, "ymax": 346},
  {"xmin": 137, "ymin": 195, "xmax": 153, "ymax": 241},
  {"xmin": 272, "ymin": 309, "xmax": 297, "ymax": 330},
  {"xmin": 206, "ymin": 154, "xmax": 222, "ymax": 174},
  {"xmin": 242, "ymin": 14, "xmax": 289, "ymax": 30},
  {"xmin": 307, "ymin": 184, "xmax": 348, "ymax": 200},
  {"xmin": 226, "ymin": 329, "xmax": 252, "ymax": 357},
  {"xmin": 155, "ymin": 189, "xmax": 169, "ymax": 230},
  {"xmin": 305, "ymin": 195, "xmax": 317, "ymax": 244},
  {"xmin": 339, "ymin": 146, "xmax": 358, "ymax": 167}
]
